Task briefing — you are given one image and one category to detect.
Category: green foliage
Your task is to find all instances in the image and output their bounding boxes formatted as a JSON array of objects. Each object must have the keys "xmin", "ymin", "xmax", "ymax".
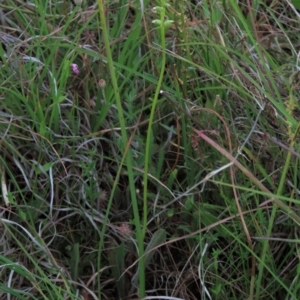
[
  {"xmin": 292, "ymin": 0, "xmax": 300, "ymax": 9},
  {"xmin": 1, "ymin": 0, "xmax": 300, "ymax": 299}
]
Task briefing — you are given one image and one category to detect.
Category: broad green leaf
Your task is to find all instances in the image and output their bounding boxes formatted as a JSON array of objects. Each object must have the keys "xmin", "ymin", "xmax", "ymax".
[
  {"xmin": 144, "ymin": 228, "xmax": 166, "ymax": 267},
  {"xmin": 292, "ymin": 0, "xmax": 300, "ymax": 10},
  {"xmin": 107, "ymin": 240, "xmax": 126, "ymax": 299},
  {"xmin": 131, "ymin": 229, "xmax": 166, "ymax": 290},
  {"xmin": 70, "ymin": 243, "xmax": 79, "ymax": 281}
]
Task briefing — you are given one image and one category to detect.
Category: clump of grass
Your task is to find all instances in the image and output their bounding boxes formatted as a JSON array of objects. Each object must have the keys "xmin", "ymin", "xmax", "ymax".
[{"xmin": 1, "ymin": 0, "xmax": 300, "ymax": 299}]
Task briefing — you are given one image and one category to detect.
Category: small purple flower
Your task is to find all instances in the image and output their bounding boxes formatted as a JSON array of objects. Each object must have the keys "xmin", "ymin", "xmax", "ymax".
[{"xmin": 70, "ymin": 63, "xmax": 79, "ymax": 75}]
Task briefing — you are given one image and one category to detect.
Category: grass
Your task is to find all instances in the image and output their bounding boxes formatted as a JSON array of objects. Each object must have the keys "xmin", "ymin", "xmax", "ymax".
[{"xmin": 1, "ymin": 0, "xmax": 300, "ymax": 299}]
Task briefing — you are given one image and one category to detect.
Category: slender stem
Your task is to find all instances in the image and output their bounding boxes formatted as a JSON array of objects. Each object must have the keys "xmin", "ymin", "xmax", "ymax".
[
  {"xmin": 255, "ymin": 120, "xmax": 300, "ymax": 299},
  {"xmin": 143, "ymin": 3, "xmax": 167, "ymax": 238},
  {"xmin": 96, "ymin": 1, "xmax": 145, "ymax": 298}
]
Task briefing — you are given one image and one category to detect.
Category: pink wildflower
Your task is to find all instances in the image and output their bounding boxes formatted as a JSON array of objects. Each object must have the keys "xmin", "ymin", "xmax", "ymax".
[
  {"xmin": 70, "ymin": 63, "xmax": 80, "ymax": 75},
  {"xmin": 118, "ymin": 223, "xmax": 132, "ymax": 236}
]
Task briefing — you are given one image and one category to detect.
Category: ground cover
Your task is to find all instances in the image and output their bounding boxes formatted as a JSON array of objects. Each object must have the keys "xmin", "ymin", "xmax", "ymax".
[{"xmin": 0, "ymin": 0, "xmax": 300, "ymax": 299}]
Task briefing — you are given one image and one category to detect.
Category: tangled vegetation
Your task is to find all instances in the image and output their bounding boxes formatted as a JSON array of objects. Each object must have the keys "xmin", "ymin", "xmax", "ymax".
[{"xmin": 0, "ymin": 0, "xmax": 300, "ymax": 299}]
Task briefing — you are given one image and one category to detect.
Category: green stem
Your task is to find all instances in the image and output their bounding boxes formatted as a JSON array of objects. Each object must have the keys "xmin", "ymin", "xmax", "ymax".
[
  {"xmin": 143, "ymin": 4, "xmax": 167, "ymax": 238},
  {"xmin": 96, "ymin": 1, "xmax": 145, "ymax": 298},
  {"xmin": 255, "ymin": 120, "xmax": 300, "ymax": 299}
]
